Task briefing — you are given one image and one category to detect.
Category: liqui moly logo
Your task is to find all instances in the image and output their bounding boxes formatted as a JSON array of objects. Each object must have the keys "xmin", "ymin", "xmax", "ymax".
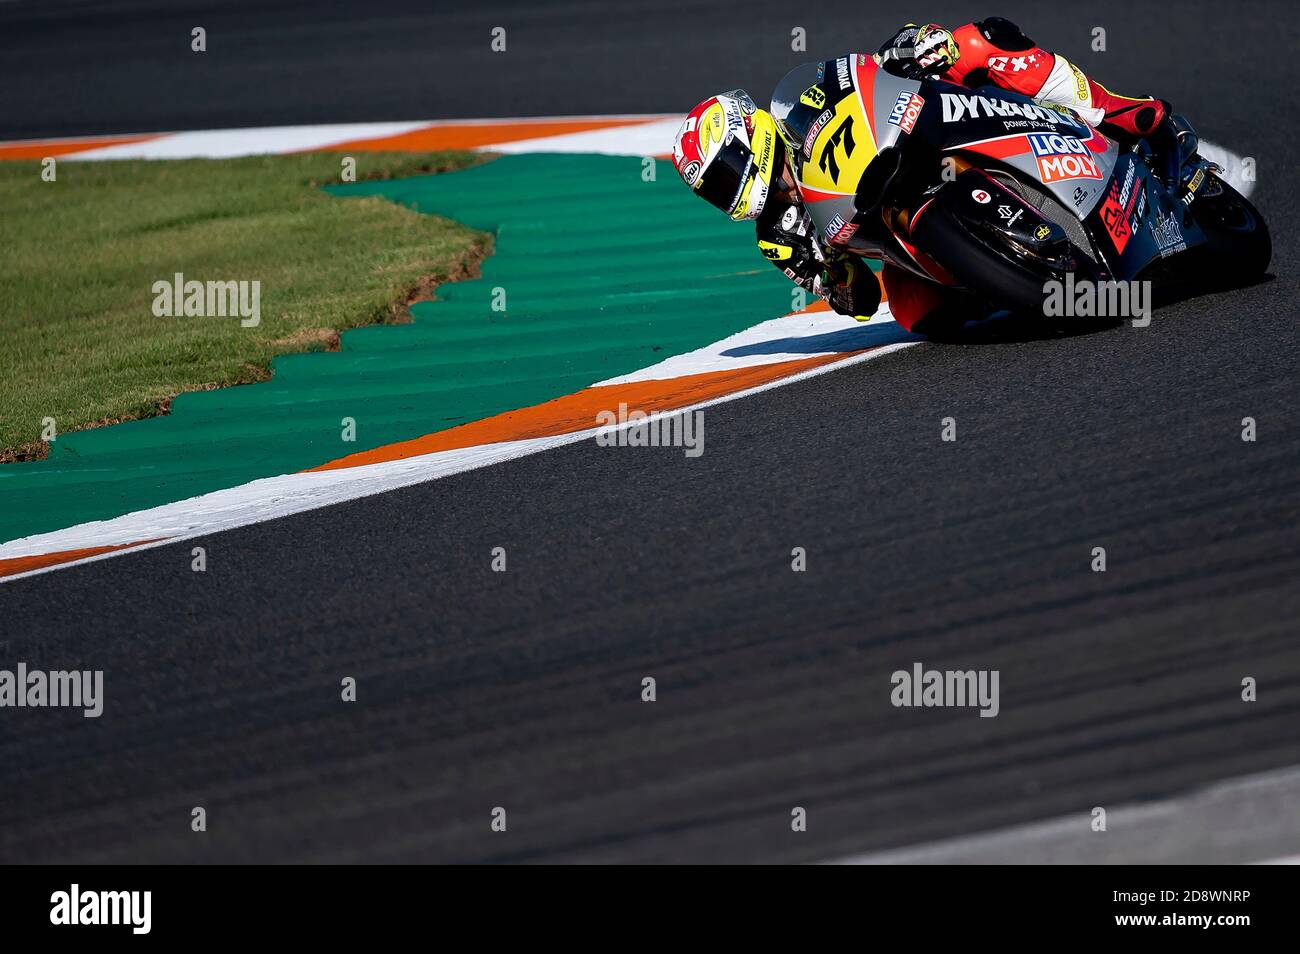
[
  {"xmin": 1027, "ymin": 132, "xmax": 1101, "ymax": 184},
  {"xmin": 887, "ymin": 90, "xmax": 924, "ymax": 134}
]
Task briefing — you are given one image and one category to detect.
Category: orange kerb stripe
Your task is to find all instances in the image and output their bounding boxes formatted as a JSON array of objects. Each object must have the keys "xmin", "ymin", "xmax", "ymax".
[
  {"xmin": 309, "ymin": 352, "xmax": 859, "ymax": 473},
  {"xmin": 320, "ymin": 118, "xmax": 662, "ymax": 153},
  {"xmin": 0, "ymin": 540, "xmax": 162, "ymax": 578},
  {"xmin": 0, "ymin": 135, "xmax": 161, "ymax": 160}
]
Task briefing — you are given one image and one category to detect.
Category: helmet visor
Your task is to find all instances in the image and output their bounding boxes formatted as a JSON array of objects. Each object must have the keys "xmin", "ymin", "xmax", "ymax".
[{"xmin": 695, "ymin": 134, "xmax": 755, "ymax": 217}]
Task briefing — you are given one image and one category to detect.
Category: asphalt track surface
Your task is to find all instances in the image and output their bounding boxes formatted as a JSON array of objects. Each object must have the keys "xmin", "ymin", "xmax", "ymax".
[{"xmin": 1, "ymin": 0, "xmax": 1297, "ymax": 863}]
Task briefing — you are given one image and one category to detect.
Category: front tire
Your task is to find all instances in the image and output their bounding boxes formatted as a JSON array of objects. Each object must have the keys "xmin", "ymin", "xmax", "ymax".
[{"xmin": 910, "ymin": 203, "xmax": 1101, "ymax": 317}]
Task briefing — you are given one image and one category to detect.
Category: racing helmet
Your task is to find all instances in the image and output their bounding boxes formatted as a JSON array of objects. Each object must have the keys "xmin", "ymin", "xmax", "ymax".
[{"xmin": 672, "ymin": 90, "xmax": 785, "ymax": 221}]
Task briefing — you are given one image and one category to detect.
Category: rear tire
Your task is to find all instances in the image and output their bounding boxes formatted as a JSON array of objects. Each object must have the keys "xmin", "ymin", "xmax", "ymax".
[{"xmin": 1193, "ymin": 175, "xmax": 1271, "ymax": 279}]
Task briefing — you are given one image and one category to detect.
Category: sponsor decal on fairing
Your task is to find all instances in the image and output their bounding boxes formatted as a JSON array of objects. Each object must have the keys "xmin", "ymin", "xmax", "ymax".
[
  {"xmin": 940, "ymin": 92, "xmax": 1087, "ymax": 130},
  {"xmin": 997, "ymin": 203, "xmax": 1024, "ymax": 227},
  {"xmin": 1099, "ymin": 179, "xmax": 1132, "ymax": 253},
  {"xmin": 800, "ymin": 86, "xmax": 826, "ymax": 109},
  {"xmin": 1133, "ymin": 189, "xmax": 1147, "ymax": 227},
  {"xmin": 823, "ymin": 212, "xmax": 857, "ymax": 244},
  {"xmin": 802, "ymin": 108, "xmax": 834, "ymax": 159},
  {"xmin": 1099, "ymin": 159, "xmax": 1142, "ymax": 253},
  {"xmin": 1027, "ymin": 132, "xmax": 1101, "ymax": 184},
  {"xmin": 1153, "ymin": 209, "xmax": 1186, "ymax": 257},
  {"xmin": 834, "ymin": 57, "xmax": 852, "ymax": 92},
  {"xmin": 887, "ymin": 90, "xmax": 925, "ymax": 135}
]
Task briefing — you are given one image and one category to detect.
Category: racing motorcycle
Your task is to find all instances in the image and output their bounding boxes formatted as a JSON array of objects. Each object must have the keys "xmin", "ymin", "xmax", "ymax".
[{"xmin": 770, "ymin": 55, "xmax": 1271, "ymax": 321}]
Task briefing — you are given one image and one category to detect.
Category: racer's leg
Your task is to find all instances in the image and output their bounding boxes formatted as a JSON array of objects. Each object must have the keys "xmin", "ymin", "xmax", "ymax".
[
  {"xmin": 1085, "ymin": 78, "xmax": 1168, "ymax": 137},
  {"xmin": 1034, "ymin": 57, "xmax": 1177, "ymax": 181}
]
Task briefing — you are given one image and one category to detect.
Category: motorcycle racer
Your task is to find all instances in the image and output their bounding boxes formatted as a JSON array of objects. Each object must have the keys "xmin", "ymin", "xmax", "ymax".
[
  {"xmin": 671, "ymin": 85, "xmax": 983, "ymax": 331},
  {"xmin": 672, "ymin": 89, "xmax": 883, "ymax": 320},
  {"xmin": 670, "ymin": 22, "xmax": 1179, "ymax": 332}
]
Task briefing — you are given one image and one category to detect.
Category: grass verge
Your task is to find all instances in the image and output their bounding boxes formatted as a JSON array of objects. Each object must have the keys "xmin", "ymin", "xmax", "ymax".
[{"xmin": 0, "ymin": 150, "xmax": 490, "ymax": 460}]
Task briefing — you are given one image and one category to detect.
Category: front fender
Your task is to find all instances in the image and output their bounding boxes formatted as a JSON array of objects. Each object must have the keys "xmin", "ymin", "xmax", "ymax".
[{"xmin": 910, "ymin": 168, "xmax": 1070, "ymax": 267}]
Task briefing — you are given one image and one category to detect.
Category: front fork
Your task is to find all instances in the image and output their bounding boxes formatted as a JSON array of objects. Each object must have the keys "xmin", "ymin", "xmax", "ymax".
[{"xmin": 1160, "ymin": 113, "xmax": 1218, "ymax": 206}]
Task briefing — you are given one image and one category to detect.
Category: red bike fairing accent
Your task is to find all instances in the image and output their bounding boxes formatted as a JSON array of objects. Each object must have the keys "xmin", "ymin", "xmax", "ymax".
[
  {"xmin": 897, "ymin": 235, "xmax": 956, "ymax": 285},
  {"xmin": 799, "ymin": 185, "xmax": 853, "ymax": 203},
  {"xmin": 882, "ymin": 263, "xmax": 957, "ymax": 331},
  {"xmin": 1079, "ymin": 123, "xmax": 1110, "ymax": 153},
  {"xmin": 956, "ymin": 134, "xmax": 1033, "ymax": 161},
  {"xmin": 854, "ymin": 55, "xmax": 880, "ymax": 142}
]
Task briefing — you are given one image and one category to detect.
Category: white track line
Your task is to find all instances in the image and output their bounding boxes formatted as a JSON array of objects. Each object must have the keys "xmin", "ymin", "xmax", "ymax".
[
  {"xmin": 0, "ymin": 339, "xmax": 918, "ymax": 584},
  {"xmin": 66, "ymin": 122, "xmax": 432, "ymax": 160},
  {"xmin": 488, "ymin": 118, "xmax": 682, "ymax": 157},
  {"xmin": 598, "ymin": 305, "xmax": 902, "ymax": 385},
  {"xmin": 47, "ymin": 115, "xmax": 678, "ymax": 161}
]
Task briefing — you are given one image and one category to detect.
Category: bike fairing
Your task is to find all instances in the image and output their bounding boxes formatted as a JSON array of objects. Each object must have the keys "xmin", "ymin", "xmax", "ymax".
[{"xmin": 769, "ymin": 47, "xmax": 1157, "ymax": 326}]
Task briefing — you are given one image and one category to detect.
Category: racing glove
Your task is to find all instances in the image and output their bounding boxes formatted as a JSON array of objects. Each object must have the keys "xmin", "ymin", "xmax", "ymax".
[
  {"xmin": 820, "ymin": 258, "xmax": 881, "ymax": 321},
  {"xmin": 913, "ymin": 24, "xmax": 960, "ymax": 76},
  {"xmin": 875, "ymin": 24, "xmax": 924, "ymax": 78},
  {"xmin": 875, "ymin": 23, "xmax": 959, "ymax": 79}
]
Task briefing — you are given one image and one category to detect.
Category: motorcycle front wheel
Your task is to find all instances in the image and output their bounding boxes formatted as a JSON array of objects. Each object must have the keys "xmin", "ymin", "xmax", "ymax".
[{"xmin": 909, "ymin": 203, "xmax": 1103, "ymax": 318}]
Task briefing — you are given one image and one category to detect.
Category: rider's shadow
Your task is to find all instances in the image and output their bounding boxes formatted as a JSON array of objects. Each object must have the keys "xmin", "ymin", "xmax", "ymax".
[{"xmin": 722, "ymin": 322, "xmax": 920, "ymax": 357}]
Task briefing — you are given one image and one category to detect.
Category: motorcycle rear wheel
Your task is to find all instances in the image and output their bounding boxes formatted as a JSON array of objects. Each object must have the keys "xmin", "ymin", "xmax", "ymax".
[{"xmin": 1193, "ymin": 175, "xmax": 1271, "ymax": 279}]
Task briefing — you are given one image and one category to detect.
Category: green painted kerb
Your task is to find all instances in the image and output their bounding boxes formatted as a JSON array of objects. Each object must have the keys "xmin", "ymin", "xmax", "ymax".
[{"xmin": 0, "ymin": 154, "xmax": 795, "ymax": 545}]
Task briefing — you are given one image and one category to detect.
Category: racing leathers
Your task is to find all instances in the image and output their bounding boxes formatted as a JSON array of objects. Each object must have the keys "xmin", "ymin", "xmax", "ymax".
[{"xmin": 879, "ymin": 18, "xmax": 1170, "ymax": 141}]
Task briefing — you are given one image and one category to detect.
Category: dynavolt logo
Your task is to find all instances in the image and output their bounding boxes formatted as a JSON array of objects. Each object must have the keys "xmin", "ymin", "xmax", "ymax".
[
  {"xmin": 940, "ymin": 92, "xmax": 1086, "ymax": 131},
  {"xmin": 835, "ymin": 57, "xmax": 852, "ymax": 91}
]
